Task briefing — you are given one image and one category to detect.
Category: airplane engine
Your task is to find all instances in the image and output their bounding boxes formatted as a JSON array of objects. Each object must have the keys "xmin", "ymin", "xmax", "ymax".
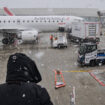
[{"xmin": 20, "ymin": 30, "xmax": 38, "ymax": 42}]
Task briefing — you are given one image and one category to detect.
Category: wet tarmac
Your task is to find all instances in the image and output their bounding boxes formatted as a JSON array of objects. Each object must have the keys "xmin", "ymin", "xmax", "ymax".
[{"xmin": 0, "ymin": 33, "xmax": 105, "ymax": 105}]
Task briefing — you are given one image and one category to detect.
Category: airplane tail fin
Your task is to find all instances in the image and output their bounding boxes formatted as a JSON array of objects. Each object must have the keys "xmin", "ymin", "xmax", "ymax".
[{"xmin": 3, "ymin": 7, "xmax": 14, "ymax": 16}]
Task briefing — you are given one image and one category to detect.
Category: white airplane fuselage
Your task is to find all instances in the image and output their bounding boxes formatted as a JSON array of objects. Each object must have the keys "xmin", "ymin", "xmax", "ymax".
[{"xmin": 0, "ymin": 16, "xmax": 83, "ymax": 32}]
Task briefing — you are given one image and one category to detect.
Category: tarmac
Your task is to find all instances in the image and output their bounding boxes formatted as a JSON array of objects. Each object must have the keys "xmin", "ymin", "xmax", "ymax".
[{"xmin": 0, "ymin": 33, "xmax": 105, "ymax": 105}]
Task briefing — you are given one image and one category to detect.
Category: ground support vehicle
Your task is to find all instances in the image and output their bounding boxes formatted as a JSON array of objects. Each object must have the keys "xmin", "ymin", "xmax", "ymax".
[
  {"xmin": 68, "ymin": 22, "xmax": 100, "ymax": 44},
  {"xmin": 77, "ymin": 43, "xmax": 105, "ymax": 66},
  {"xmin": 52, "ymin": 33, "xmax": 68, "ymax": 48}
]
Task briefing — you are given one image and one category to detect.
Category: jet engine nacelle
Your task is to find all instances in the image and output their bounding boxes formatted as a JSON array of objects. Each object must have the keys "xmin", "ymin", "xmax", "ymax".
[{"xmin": 20, "ymin": 30, "xmax": 38, "ymax": 41}]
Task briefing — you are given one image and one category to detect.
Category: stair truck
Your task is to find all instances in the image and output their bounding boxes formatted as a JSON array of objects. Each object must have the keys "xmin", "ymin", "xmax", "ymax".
[
  {"xmin": 68, "ymin": 21, "xmax": 100, "ymax": 44},
  {"xmin": 77, "ymin": 43, "xmax": 105, "ymax": 66}
]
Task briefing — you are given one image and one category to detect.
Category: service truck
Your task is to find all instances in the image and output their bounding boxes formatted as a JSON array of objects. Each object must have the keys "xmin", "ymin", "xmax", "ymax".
[
  {"xmin": 77, "ymin": 43, "xmax": 105, "ymax": 66},
  {"xmin": 68, "ymin": 21, "xmax": 100, "ymax": 44},
  {"xmin": 52, "ymin": 33, "xmax": 68, "ymax": 48}
]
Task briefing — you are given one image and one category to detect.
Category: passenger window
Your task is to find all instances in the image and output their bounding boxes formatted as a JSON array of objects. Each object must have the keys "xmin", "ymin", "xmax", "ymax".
[
  {"xmin": 13, "ymin": 20, "xmax": 15, "ymax": 23},
  {"xmin": 8, "ymin": 20, "xmax": 10, "ymax": 23},
  {"xmin": 4, "ymin": 20, "xmax": 6, "ymax": 23},
  {"xmin": 27, "ymin": 20, "xmax": 29, "ymax": 23},
  {"xmin": 17, "ymin": 20, "xmax": 20, "ymax": 23}
]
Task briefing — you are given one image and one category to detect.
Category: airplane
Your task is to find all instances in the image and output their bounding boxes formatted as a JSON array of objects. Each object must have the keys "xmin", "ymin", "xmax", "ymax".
[{"xmin": 0, "ymin": 8, "xmax": 84, "ymax": 45}]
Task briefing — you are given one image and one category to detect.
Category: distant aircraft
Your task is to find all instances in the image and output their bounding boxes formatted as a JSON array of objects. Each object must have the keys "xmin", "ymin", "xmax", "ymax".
[
  {"xmin": 3, "ymin": 7, "xmax": 14, "ymax": 16},
  {"xmin": 1, "ymin": 7, "xmax": 84, "ymax": 45}
]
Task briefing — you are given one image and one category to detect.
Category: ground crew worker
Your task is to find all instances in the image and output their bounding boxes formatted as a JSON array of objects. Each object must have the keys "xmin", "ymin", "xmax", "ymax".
[
  {"xmin": 0, "ymin": 53, "xmax": 53, "ymax": 105},
  {"xmin": 50, "ymin": 35, "xmax": 53, "ymax": 47}
]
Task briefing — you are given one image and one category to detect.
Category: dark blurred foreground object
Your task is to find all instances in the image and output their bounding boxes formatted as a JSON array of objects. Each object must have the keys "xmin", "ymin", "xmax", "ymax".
[{"xmin": 0, "ymin": 53, "xmax": 53, "ymax": 105}]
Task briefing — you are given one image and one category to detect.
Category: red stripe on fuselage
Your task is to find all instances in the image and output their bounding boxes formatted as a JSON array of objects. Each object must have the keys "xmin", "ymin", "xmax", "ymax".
[{"xmin": 58, "ymin": 23, "xmax": 66, "ymax": 25}]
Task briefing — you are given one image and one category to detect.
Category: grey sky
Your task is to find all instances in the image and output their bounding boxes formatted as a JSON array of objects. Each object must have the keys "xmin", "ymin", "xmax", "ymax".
[{"xmin": 0, "ymin": 0, "xmax": 105, "ymax": 10}]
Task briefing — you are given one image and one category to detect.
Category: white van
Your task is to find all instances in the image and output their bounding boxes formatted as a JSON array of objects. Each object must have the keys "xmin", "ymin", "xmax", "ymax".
[{"xmin": 52, "ymin": 33, "xmax": 68, "ymax": 48}]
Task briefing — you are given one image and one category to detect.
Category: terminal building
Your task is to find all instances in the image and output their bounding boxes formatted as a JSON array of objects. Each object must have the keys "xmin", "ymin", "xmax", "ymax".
[{"xmin": 0, "ymin": 8, "xmax": 99, "ymax": 22}]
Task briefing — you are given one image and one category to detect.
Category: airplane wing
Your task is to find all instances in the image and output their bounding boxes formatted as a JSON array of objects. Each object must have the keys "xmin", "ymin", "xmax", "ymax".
[
  {"xmin": 0, "ymin": 28, "xmax": 38, "ymax": 35},
  {"xmin": 0, "ymin": 26, "xmax": 28, "ymax": 30},
  {"xmin": 3, "ymin": 7, "xmax": 15, "ymax": 16}
]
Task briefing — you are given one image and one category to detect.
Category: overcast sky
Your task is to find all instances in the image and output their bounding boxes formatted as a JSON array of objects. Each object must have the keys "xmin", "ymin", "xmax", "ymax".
[{"xmin": 0, "ymin": 0, "xmax": 105, "ymax": 10}]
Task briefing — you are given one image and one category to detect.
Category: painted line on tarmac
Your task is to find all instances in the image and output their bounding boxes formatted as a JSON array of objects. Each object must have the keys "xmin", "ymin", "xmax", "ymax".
[
  {"xmin": 89, "ymin": 72, "xmax": 105, "ymax": 86},
  {"xmin": 62, "ymin": 70, "xmax": 105, "ymax": 73},
  {"xmin": 62, "ymin": 70, "xmax": 91, "ymax": 72}
]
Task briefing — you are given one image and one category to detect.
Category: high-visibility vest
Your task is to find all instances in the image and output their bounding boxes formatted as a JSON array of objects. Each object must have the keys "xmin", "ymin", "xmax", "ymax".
[{"xmin": 50, "ymin": 35, "xmax": 53, "ymax": 40}]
